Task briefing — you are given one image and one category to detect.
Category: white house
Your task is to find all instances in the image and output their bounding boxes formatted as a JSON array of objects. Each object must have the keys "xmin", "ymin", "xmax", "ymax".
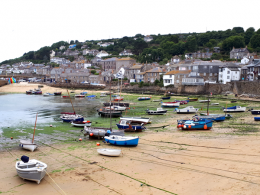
[
  {"xmin": 59, "ymin": 45, "xmax": 66, "ymax": 50},
  {"xmin": 218, "ymin": 64, "xmax": 241, "ymax": 84},
  {"xmin": 83, "ymin": 49, "xmax": 90, "ymax": 55},
  {"xmin": 119, "ymin": 50, "xmax": 133, "ymax": 56},
  {"xmin": 241, "ymin": 57, "xmax": 250, "ymax": 65},
  {"xmin": 84, "ymin": 63, "xmax": 91, "ymax": 68},
  {"xmin": 50, "ymin": 50, "xmax": 56, "ymax": 58},
  {"xmin": 96, "ymin": 50, "xmax": 109, "ymax": 58},
  {"xmin": 144, "ymin": 35, "xmax": 153, "ymax": 42},
  {"xmin": 163, "ymin": 70, "xmax": 177, "ymax": 87}
]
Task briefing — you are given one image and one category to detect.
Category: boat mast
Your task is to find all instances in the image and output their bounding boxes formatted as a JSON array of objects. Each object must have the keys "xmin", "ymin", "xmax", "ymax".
[
  {"xmin": 207, "ymin": 81, "xmax": 210, "ymax": 115},
  {"xmin": 32, "ymin": 113, "xmax": 38, "ymax": 143},
  {"xmin": 110, "ymin": 76, "xmax": 112, "ymax": 131},
  {"xmin": 67, "ymin": 89, "xmax": 76, "ymax": 114}
]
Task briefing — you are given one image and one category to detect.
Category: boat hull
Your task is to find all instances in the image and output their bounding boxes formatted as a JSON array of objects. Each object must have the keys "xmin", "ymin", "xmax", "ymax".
[
  {"xmin": 84, "ymin": 127, "xmax": 124, "ymax": 138},
  {"xmin": 146, "ymin": 110, "xmax": 167, "ymax": 115},
  {"xmin": 161, "ymin": 97, "xmax": 171, "ymax": 100},
  {"xmin": 116, "ymin": 124, "xmax": 144, "ymax": 132},
  {"xmin": 251, "ymin": 110, "xmax": 260, "ymax": 115},
  {"xmin": 120, "ymin": 117, "xmax": 151, "ymax": 124},
  {"xmin": 19, "ymin": 143, "xmax": 37, "ymax": 152},
  {"xmin": 138, "ymin": 97, "xmax": 151, "ymax": 101},
  {"xmin": 104, "ymin": 136, "xmax": 139, "ymax": 146},
  {"xmin": 98, "ymin": 111, "xmax": 122, "ymax": 117},
  {"xmin": 71, "ymin": 122, "xmax": 91, "ymax": 127},
  {"xmin": 178, "ymin": 119, "xmax": 213, "ymax": 130},
  {"xmin": 103, "ymin": 102, "xmax": 130, "ymax": 107},
  {"xmin": 187, "ymin": 98, "xmax": 198, "ymax": 102},
  {"xmin": 97, "ymin": 148, "xmax": 121, "ymax": 157},
  {"xmin": 254, "ymin": 117, "xmax": 260, "ymax": 121},
  {"xmin": 161, "ymin": 102, "xmax": 180, "ymax": 108}
]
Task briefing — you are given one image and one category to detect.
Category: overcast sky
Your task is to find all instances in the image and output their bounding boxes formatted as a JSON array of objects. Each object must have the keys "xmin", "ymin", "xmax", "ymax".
[{"xmin": 1, "ymin": 0, "xmax": 260, "ymax": 63}]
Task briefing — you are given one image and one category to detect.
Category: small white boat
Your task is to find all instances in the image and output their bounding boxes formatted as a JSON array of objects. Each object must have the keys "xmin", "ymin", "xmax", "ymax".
[
  {"xmin": 43, "ymin": 93, "xmax": 50, "ymax": 96},
  {"xmin": 152, "ymin": 99, "xmax": 161, "ymax": 102},
  {"xmin": 97, "ymin": 148, "xmax": 121, "ymax": 157},
  {"xmin": 120, "ymin": 117, "xmax": 151, "ymax": 124},
  {"xmin": 161, "ymin": 101, "xmax": 180, "ymax": 108},
  {"xmin": 223, "ymin": 106, "xmax": 246, "ymax": 112},
  {"xmin": 71, "ymin": 121, "xmax": 92, "ymax": 127},
  {"xmin": 211, "ymin": 103, "xmax": 219, "ymax": 105},
  {"xmin": 105, "ymin": 135, "xmax": 139, "ymax": 146},
  {"xmin": 176, "ymin": 106, "xmax": 199, "ymax": 114},
  {"xmin": 100, "ymin": 92, "xmax": 107, "ymax": 97},
  {"xmin": 19, "ymin": 140, "xmax": 37, "ymax": 152},
  {"xmin": 199, "ymin": 99, "xmax": 211, "ymax": 103},
  {"xmin": 104, "ymin": 105, "xmax": 127, "ymax": 111},
  {"xmin": 16, "ymin": 156, "xmax": 47, "ymax": 184},
  {"xmin": 146, "ymin": 108, "xmax": 167, "ymax": 115}
]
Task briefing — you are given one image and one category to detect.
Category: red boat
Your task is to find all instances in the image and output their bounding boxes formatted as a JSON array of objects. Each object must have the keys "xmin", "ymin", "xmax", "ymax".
[
  {"xmin": 175, "ymin": 100, "xmax": 188, "ymax": 105},
  {"xmin": 26, "ymin": 90, "xmax": 33, "ymax": 94},
  {"xmin": 62, "ymin": 96, "xmax": 69, "ymax": 98},
  {"xmin": 114, "ymin": 97, "xmax": 124, "ymax": 101},
  {"xmin": 61, "ymin": 112, "xmax": 76, "ymax": 115}
]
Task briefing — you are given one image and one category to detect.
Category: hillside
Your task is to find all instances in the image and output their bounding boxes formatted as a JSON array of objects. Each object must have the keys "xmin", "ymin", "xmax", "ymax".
[{"xmin": 1, "ymin": 26, "xmax": 260, "ymax": 65}]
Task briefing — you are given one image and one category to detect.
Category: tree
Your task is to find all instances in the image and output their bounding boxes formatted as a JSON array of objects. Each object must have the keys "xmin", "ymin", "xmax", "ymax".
[
  {"xmin": 232, "ymin": 27, "xmax": 244, "ymax": 34},
  {"xmin": 250, "ymin": 34, "xmax": 260, "ymax": 49},
  {"xmin": 245, "ymin": 27, "xmax": 255, "ymax": 45},
  {"xmin": 211, "ymin": 53, "xmax": 222, "ymax": 60},
  {"xmin": 91, "ymin": 70, "xmax": 96, "ymax": 74},
  {"xmin": 169, "ymin": 35, "xmax": 179, "ymax": 43},
  {"xmin": 132, "ymin": 39, "xmax": 148, "ymax": 55},
  {"xmin": 256, "ymin": 28, "xmax": 260, "ymax": 34},
  {"xmin": 75, "ymin": 40, "xmax": 79, "ymax": 43},
  {"xmin": 70, "ymin": 40, "xmax": 74, "ymax": 44},
  {"xmin": 135, "ymin": 34, "xmax": 143, "ymax": 38},
  {"xmin": 186, "ymin": 36, "xmax": 197, "ymax": 52},
  {"xmin": 76, "ymin": 43, "xmax": 82, "ymax": 49},
  {"xmin": 222, "ymin": 36, "xmax": 245, "ymax": 52},
  {"xmin": 68, "ymin": 56, "xmax": 74, "ymax": 62}
]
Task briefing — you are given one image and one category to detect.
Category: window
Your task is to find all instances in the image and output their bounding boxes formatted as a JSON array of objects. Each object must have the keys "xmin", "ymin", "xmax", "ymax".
[
  {"xmin": 210, "ymin": 73, "xmax": 212, "ymax": 76},
  {"xmin": 227, "ymin": 71, "xmax": 230, "ymax": 74},
  {"xmin": 152, "ymin": 73, "xmax": 153, "ymax": 76},
  {"xmin": 214, "ymin": 73, "xmax": 217, "ymax": 76},
  {"xmin": 227, "ymin": 76, "xmax": 230, "ymax": 79},
  {"xmin": 204, "ymin": 66, "xmax": 207, "ymax": 68},
  {"xmin": 170, "ymin": 75, "xmax": 172, "ymax": 78},
  {"xmin": 155, "ymin": 73, "xmax": 157, "ymax": 76},
  {"xmin": 210, "ymin": 66, "xmax": 213, "ymax": 69},
  {"xmin": 204, "ymin": 73, "xmax": 206, "ymax": 76},
  {"xmin": 193, "ymin": 66, "xmax": 198, "ymax": 70},
  {"xmin": 148, "ymin": 78, "xmax": 150, "ymax": 81}
]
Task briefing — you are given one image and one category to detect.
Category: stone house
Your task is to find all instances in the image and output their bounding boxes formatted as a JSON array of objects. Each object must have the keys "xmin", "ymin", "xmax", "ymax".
[
  {"xmin": 241, "ymin": 59, "xmax": 260, "ymax": 81},
  {"xmin": 60, "ymin": 71, "xmax": 90, "ymax": 83},
  {"xmin": 230, "ymin": 47, "xmax": 250, "ymax": 59},
  {"xmin": 100, "ymin": 57, "xmax": 136, "ymax": 71},
  {"xmin": 88, "ymin": 49, "xmax": 99, "ymax": 56},
  {"xmin": 182, "ymin": 73, "xmax": 205, "ymax": 86},
  {"xmin": 96, "ymin": 50, "xmax": 109, "ymax": 58},
  {"xmin": 89, "ymin": 74, "xmax": 103, "ymax": 84},
  {"xmin": 82, "ymin": 49, "xmax": 90, "ymax": 55},
  {"xmin": 143, "ymin": 67, "xmax": 166, "ymax": 83},
  {"xmin": 185, "ymin": 52, "xmax": 212, "ymax": 59},
  {"xmin": 218, "ymin": 63, "xmax": 241, "ymax": 84}
]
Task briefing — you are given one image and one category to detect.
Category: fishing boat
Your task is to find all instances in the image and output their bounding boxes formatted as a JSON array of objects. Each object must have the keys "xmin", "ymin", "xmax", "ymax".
[
  {"xmin": 32, "ymin": 89, "xmax": 42, "ymax": 95},
  {"xmin": 19, "ymin": 113, "xmax": 38, "ymax": 152},
  {"xmin": 175, "ymin": 100, "xmax": 188, "ymax": 105},
  {"xmin": 16, "ymin": 156, "xmax": 47, "ymax": 184},
  {"xmin": 71, "ymin": 120, "xmax": 91, "ymax": 127},
  {"xmin": 231, "ymin": 100, "xmax": 237, "ymax": 103},
  {"xmin": 54, "ymin": 92, "xmax": 62, "ymax": 95},
  {"xmin": 114, "ymin": 96, "xmax": 124, "ymax": 101},
  {"xmin": 83, "ymin": 127, "xmax": 124, "ymax": 138},
  {"xmin": 75, "ymin": 94, "xmax": 85, "ymax": 98},
  {"xmin": 223, "ymin": 106, "xmax": 246, "ymax": 112},
  {"xmin": 254, "ymin": 117, "xmax": 260, "ymax": 121},
  {"xmin": 199, "ymin": 99, "xmax": 211, "ymax": 103},
  {"xmin": 86, "ymin": 95, "xmax": 96, "ymax": 99},
  {"xmin": 97, "ymin": 108, "xmax": 122, "ymax": 117},
  {"xmin": 111, "ymin": 95, "xmax": 117, "ymax": 97},
  {"xmin": 177, "ymin": 118, "xmax": 213, "ymax": 130},
  {"xmin": 175, "ymin": 106, "xmax": 199, "ymax": 114},
  {"xmin": 103, "ymin": 102, "xmax": 130, "ymax": 107},
  {"xmin": 26, "ymin": 90, "xmax": 33, "ymax": 94},
  {"xmin": 161, "ymin": 96, "xmax": 171, "ymax": 100},
  {"xmin": 152, "ymin": 99, "xmax": 161, "ymax": 102},
  {"xmin": 120, "ymin": 117, "xmax": 151, "ymax": 124},
  {"xmin": 187, "ymin": 98, "xmax": 198, "ymax": 102},
  {"xmin": 97, "ymin": 148, "xmax": 121, "ymax": 157},
  {"xmin": 161, "ymin": 101, "xmax": 180, "ymax": 108},
  {"xmin": 60, "ymin": 114, "xmax": 84, "ymax": 122},
  {"xmin": 146, "ymin": 108, "xmax": 167, "ymax": 115},
  {"xmin": 104, "ymin": 135, "xmax": 139, "ymax": 146},
  {"xmin": 200, "ymin": 113, "xmax": 233, "ymax": 119},
  {"xmin": 104, "ymin": 105, "xmax": 127, "ymax": 111},
  {"xmin": 43, "ymin": 93, "xmax": 50, "ymax": 96},
  {"xmin": 138, "ymin": 97, "xmax": 151, "ymax": 101},
  {"xmin": 100, "ymin": 92, "xmax": 107, "ymax": 97},
  {"xmin": 80, "ymin": 92, "xmax": 88, "ymax": 95},
  {"xmin": 251, "ymin": 110, "xmax": 260, "ymax": 115},
  {"xmin": 196, "ymin": 115, "xmax": 226, "ymax": 122},
  {"xmin": 116, "ymin": 120, "xmax": 146, "ymax": 132},
  {"xmin": 211, "ymin": 103, "xmax": 219, "ymax": 105}
]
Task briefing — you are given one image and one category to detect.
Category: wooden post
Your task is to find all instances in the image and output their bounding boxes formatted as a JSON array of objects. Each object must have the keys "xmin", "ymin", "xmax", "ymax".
[{"xmin": 67, "ymin": 89, "xmax": 76, "ymax": 114}]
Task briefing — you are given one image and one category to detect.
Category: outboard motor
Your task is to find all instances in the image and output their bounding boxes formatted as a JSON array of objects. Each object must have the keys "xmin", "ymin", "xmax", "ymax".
[{"xmin": 21, "ymin": 155, "xmax": 29, "ymax": 163}]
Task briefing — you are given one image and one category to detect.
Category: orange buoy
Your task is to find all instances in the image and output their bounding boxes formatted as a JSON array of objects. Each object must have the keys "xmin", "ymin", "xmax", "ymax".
[
  {"xmin": 87, "ymin": 121, "xmax": 90, "ymax": 123},
  {"xmin": 96, "ymin": 142, "xmax": 100, "ymax": 146},
  {"xmin": 79, "ymin": 138, "xmax": 82, "ymax": 141},
  {"xmin": 188, "ymin": 125, "xmax": 191, "ymax": 128},
  {"xmin": 11, "ymin": 137, "xmax": 13, "ymax": 140},
  {"xmin": 50, "ymin": 124, "xmax": 53, "ymax": 127},
  {"xmin": 204, "ymin": 124, "xmax": 207, "ymax": 130},
  {"xmin": 90, "ymin": 133, "xmax": 94, "ymax": 136}
]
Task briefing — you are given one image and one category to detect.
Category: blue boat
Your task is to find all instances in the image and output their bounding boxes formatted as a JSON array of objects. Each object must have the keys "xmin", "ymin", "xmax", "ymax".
[
  {"xmin": 116, "ymin": 120, "xmax": 145, "ymax": 132},
  {"xmin": 197, "ymin": 115, "xmax": 226, "ymax": 122},
  {"xmin": 254, "ymin": 117, "xmax": 260, "ymax": 121},
  {"xmin": 86, "ymin": 95, "xmax": 96, "ymax": 99},
  {"xmin": 251, "ymin": 110, "xmax": 260, "ymax": 115},
  {"xmin": 80, "ymin": 92, "xmax": 88, "ymax": 95},
  {"xmin": 104, "ymin": 135, "xmax": 139, "ymax": 146},
  {"xmin": 111, "ymin": 95, "xmax": 117, "ymax": 97},
  {"xmin": 138, "ymin": 97, "xmax": 151, "ymax": 101},
  {"xmin": 177, "ymin": 118, "xmax": 213, "ymax": 130},
  {"xmin": 161, "ymin": 96, "xmax": 171, "ymax": 100}
]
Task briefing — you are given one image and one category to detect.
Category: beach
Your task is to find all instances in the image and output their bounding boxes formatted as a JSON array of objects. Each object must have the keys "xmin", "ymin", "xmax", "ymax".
[{"xmin": 1, "ymin": 83, "xmax": 260, "ymax": 195}]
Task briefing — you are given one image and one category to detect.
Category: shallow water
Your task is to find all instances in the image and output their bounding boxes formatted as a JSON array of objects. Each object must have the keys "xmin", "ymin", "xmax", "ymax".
[{"xmin": 0, "ymin": 94, "xmax": 102, "ymax": 133}]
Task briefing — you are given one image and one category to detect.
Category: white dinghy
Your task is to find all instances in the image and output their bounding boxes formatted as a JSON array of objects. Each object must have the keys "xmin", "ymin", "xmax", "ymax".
[
  {"xmin": 97, "ymin": 148, "xmax": 121, "ymax": 157},
  {"xmin": 16, "ymin": 155, "xmax": 47, "ymax": 184}
]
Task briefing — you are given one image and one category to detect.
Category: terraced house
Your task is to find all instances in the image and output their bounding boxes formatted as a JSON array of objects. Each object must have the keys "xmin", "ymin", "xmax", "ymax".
[{"xmin": 143, "ymin": 67, "xmax": 166, "ymax": 83}]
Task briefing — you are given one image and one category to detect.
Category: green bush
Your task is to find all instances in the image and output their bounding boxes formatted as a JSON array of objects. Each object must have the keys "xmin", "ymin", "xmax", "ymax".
[
  {"xmin": 166, "ymin": 84, "xmax": 174, "ymax": 88},
  {"xmin": 130, "ymin": 82, "xmax": 138, "ymax": 86},
  {"xmin": 123, "ymin": 77, "xmax": 128, "ymax": 80},
  {"xmin": 112, "ymin": 79, "xmax": 118, "ymax": 81},
  {"xmin": 138, "ymin": 81, "xmax": 144, "ymax": 88}
]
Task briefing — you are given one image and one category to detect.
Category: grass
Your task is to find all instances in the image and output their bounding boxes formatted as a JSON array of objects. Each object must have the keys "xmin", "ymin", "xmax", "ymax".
[{"xmin": 52, "ymin": 169, "xmax": 62, "ymax": 173}]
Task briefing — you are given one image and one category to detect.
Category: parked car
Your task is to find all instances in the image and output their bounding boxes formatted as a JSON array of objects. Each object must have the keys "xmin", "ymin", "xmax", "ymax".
[
  {"xmin": 18, "ymin": 79, "xmax": 26, "ymax": 82},
  {"xmin": 81, "ymin": 81, "xmax": 89, "ymax": 84},
  {"xmin": 35, "ymin": 79, "xmax": 42, "ymax": 82}
]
